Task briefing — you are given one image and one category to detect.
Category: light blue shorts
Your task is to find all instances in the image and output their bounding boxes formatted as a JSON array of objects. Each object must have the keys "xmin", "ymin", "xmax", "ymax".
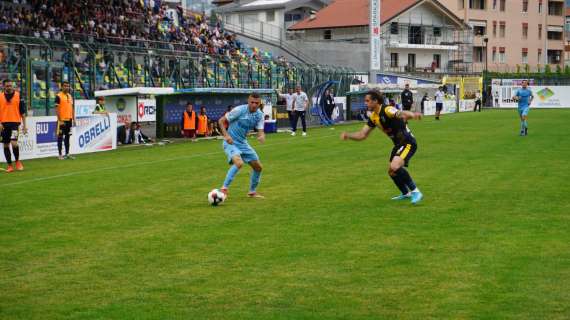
[
  {"xmin": 518, "ymin": 107, "xmax": 530, "ymax": 117},
  {"xmin": 223, "ymin": 141, "xmax": 259, "ymax": 164}
]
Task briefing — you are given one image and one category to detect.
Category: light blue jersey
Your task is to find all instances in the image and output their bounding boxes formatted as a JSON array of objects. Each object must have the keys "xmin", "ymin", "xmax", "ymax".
[
  {"xmin": 227, "ymin": 104, "xmax": 265, "ymax": 144},
  {"xmin": 515, "ymin": 88, "xmax": 533, "ymax": 109}
]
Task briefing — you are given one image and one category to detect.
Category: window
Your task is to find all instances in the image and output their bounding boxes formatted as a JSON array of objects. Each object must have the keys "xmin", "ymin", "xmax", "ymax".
[
  {"xmin": 538, "ymin": 24, "xmax": 542, "ymax": 39},
  {"xmin": 433, "ymin": 54, "xmax": 441, "ymax": 68},
  {"xmin": 492, "ymin": 49, "xmax": 497, "ymax": 62},
  {"xmin": 522, "ymin": 51, "xmax": 528, "ymax": 64},
  {"xmin": 408, "ymin": 26, "xmax": 423, "ymax": 44},
  {"xmin": 538, "ymin": 49, "xmax": 542, "ymax": 63},
  {"xmin": 538, "ymin": 2, "xmax": 542, "ymax": 13},
  {"xmin": 500, "ymin": 0, "xmax": 506, "ymax": 11},
  {"xmin": 266, "ymin": 10, "xmax": 275, "ymax": 22},
  {"xmin": 390, "ymin": 22, "xmax": 399, "ymax": 35},
  {"xmin": 499, "ymin": 22, "xmax": 506, "ymax": 37},
  {"xmin": 493, "ymin": 22, "xmax": 497, "ymax": 37},
  {"xmin": 323, "ymin": 29, "xmax": 332, "ymax": 40},
  {"xmin": 548, "ymin": 1, "xmax": 563, "ymax": 16},
  {"xmin": 498, "ymin": 50, "xmax": 506, "ymax": 63},
  {"xmin": 407, "ymin": 54, "xmax": 416, "ymax": 69},
  {"xmin": 473, "ymin": 25, "xmax": 486, "ymax": 36},
  {"xmin": 547, "ymin": 31, "xmax": 562, "ymax": 40},
  {"xmin": 458, "ymin": 0, "xmax": 464, "ymax": 9},
  {"xmin": 390, "ymin": 53, "xmax": 399, "ymax": 68},
  {"xmin": 493, "ymin": 0, "xmax": 497, "ymax": 9},
  {"xmin": 469, "ymin": 0, "xmax": 485, "ymax": 9},
  {"xmin": 433, "ymin": 27, "xmax": 441, "ymax": 37},
  {"xmin": 522, "ymin": 23, "xmax": 528, "ymax": 39},
  {"xmin": 522, "ymin": 0, "xmax": 528, "ymax": 12},
  {"xmin": 474, "ymin": 47, "xmax": 484, "ymax": 62}
]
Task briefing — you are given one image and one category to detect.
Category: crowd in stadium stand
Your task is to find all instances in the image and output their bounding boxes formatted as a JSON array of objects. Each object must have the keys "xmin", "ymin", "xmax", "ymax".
[{"xmin": 0, "ymin": 0, "xmax": 241, "ymax": 56}]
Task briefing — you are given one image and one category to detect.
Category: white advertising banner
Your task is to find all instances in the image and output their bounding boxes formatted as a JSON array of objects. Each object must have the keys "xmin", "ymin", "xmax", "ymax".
[
  {"xmin": 423, "ymin": 100, "xmax": 457, "ymax": 116},
  {"xmin": 105, "ymin": 96, "xmax": 137, "ymax": 125},
  {"xmin": 496, "ymin": 85, "xmax": 570, "ymax": 108},
  {"xmin": 369, "ymin": 0, "xmax": 381, "ymax": 71},
  {"xmin": 459, "ymin": 99, "xmax": 476, "ymax": 112},
  {"xmin": 137, "ymin": 99, "xmax": 157, "ymax": 122},
  {"xmin": 75, "ymin": 99, "xmax": 96, "ymax": 118},
  {"xmin": 1, "ymin": 114, "xmax": 117, "ymax": 163}
]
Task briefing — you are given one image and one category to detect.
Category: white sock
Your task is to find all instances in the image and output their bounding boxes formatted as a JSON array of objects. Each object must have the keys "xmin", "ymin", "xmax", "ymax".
[{"xmin": 412, "ymin": 188, "xmax": 420, "ymax": 193}]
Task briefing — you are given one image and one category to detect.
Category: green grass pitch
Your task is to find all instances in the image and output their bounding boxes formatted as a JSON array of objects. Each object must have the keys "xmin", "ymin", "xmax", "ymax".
[{"xmin": 1, "ymin": 110, "xmax": 569, "ymax": 319}]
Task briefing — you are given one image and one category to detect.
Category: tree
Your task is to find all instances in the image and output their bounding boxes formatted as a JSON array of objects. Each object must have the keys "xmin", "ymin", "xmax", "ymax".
[{"xmin": 544, "ymin": 64, "xmax": 551, "ymax": 74}]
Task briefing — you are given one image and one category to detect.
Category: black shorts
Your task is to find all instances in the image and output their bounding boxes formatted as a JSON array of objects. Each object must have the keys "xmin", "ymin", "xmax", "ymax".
[
  {"xmin": 1, "ymin": 122, "xmax": 20, "ymax": 143},
  {"xmin": 390, "ymin": 142, "xmax": 417, "ymax": 167},
  {"xmin": 58, "ymin": 120, "xmax": 72, "ymax": 136},
  {"xmin": 436, "ymin": 103, "xmax": 443, "ymax": 111}
]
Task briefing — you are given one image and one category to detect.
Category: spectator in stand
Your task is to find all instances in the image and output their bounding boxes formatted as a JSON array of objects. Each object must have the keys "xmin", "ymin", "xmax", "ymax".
[
  {"xmin": 181, "ymin": 103, "xmax": 197, "ymax": 141},
  {"xmin": 197, "ymin": 106, "xmax": 209, "ymax": 137}
]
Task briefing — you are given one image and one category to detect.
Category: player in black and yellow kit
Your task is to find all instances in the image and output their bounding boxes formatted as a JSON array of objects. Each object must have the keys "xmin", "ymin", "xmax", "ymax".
[
  {"xmin": 341, "ymin": 90, "xmax": 423, "ymax": 204},
  {"xmin": 0, "ymin": 79, "xmax": 27, "ymax": 172},
  {"xmin": 55, "ymin": 81, "xmax": 75, "ymax": 160}
]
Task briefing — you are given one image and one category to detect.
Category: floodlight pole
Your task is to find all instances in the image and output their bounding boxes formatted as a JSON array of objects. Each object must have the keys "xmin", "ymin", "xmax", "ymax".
[{"xmin": 369, "ymin": 0, "xmax": 381, "ymax": 83}]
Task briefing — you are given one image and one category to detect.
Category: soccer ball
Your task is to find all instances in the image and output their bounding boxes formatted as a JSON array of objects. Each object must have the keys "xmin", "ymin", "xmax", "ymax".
[{"xmin": 208, "ymin": 189, "xmax": 226, "ymax": 206}]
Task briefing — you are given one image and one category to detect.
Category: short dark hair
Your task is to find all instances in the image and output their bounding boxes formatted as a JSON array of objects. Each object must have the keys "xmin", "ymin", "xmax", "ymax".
[
  {"xmin": 366, "ymin": 90, "xmax": 384, "ymax": 104},
  {"xmin": 96, "ymin": 96, "xmax": 104, "ymax": 101},
  {"xmin": 186, "ymin": 102, "xmax": 193, "ymax": 107},
  {"xmin": 249, "ymin": 93, "xmax": 261, "ymax": 99},
  {"xmin": 62, "ymin": 81, "xmax": 70, "ymax": 85}
]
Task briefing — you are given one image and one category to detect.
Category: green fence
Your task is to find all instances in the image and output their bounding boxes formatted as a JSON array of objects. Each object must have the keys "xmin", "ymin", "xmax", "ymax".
[{"xmin": 0, "ymin": 34, "xmax": 364, "ymax": 116}]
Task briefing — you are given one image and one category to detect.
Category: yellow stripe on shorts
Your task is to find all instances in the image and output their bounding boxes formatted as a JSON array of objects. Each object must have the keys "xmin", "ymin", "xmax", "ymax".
[{"xmin": 400, "ymin": 144, "xmax": 412, "ymax": 160}]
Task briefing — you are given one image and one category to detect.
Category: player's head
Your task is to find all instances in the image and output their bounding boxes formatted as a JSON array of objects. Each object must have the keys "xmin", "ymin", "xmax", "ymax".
[
  {"xmin": 439, "ymin": 86, "xmax": 443, "ymax": 91},
  {"xmin": 227, "ymin": 104, "xmax": 234, "ymax": 112},
  {"xmin": 97, "ymin": 96, "xmax": 105, "ymax": 104},
  {"xmin": 186, "ymin": 102, "xmax": 193, "ymax": 111},
  {"xmin": 287, "ymin": 87, "xmax": 293, "ymax": 94},
  {"xmin": 200, "ymin": 106, "xmax": 206, "ymax": 114},
  {"xmin": 365, "ymin": 90, "xmax": 384, "ymax": 110},
  {"xmin": 3, "ymin": 79, "xmax": 13, "ymax": 94},
  {"xmin": 248, "ymin": 93, "xmax": 262, "ymax": 112},
  {"xmin": 405, "ymin": 83, "xmax": 410, "ymax": 89},
  {"xmin": 295, "ymin": 85, "xmax": 302, "ymax": 93},
  {"xmin": 62, "ymin": 81, "xmax": 70, "ymax": 93},
  {"xmin": 522, "ymin": 80, "xmax": 528, "ymax": 88}
]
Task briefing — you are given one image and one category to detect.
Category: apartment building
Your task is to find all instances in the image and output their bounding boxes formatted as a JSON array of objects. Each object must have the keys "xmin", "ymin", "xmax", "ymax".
[{"xmin": 439, "ymin": 0, "xmax": 565, "ymax": 71}]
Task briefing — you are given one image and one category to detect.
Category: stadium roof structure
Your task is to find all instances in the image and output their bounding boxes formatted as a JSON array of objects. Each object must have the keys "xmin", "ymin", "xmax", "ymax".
[
  {"xmin": 289, "ymin": 0, "xmax": 467, "ymax": 30},
  {"xmin": 215, "ymin": 0, "xmax": 328, "ymax": 13}
]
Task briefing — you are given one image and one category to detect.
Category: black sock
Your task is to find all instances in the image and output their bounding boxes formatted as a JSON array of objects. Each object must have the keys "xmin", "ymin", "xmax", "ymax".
[
  {"xmin": 13, "ymin": 145, "xmax": 19, "ymax": 161},
  {"xmin": 390, "ymin": 173, "xmax": 409, "ymax": 195},
  {"xmin": 57, "ymin": 136, "xmax": 63, "ymax": 155},
  {"xmin": 396, "ymin": 167, "xmax": 417, "ymax": 191},
  {"xmin": 3, "ymin": 146, "xmax": 11, "ymax": 164},
  {"xmin": 64, "ymin": 134, "xmax": 70, "ymax": 155}
]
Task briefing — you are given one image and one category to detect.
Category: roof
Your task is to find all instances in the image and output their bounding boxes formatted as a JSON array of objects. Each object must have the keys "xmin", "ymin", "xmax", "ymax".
[
  {"xmin": 289, "ymin": 0, "xmax": 465, "ymax": 30},
  {"xmin": 215, "ymin": 0, "xmax": 327, "ymax": 13}
]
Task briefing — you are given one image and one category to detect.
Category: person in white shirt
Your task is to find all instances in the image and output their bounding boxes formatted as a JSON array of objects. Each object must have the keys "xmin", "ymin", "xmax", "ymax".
[
  {"xmin": 434, "ymin": 86, "xmax": 445, "ymax": 120},
  {"xmin": 277, "ymin": 87, "xmax": 295, "ymax": 131},
  {"xmin": 291, "ymin": 85, "xmax": 309, "ymax": 136}
]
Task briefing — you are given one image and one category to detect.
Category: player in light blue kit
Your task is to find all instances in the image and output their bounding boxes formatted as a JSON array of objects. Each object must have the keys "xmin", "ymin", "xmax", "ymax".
[
  {"xmin": 218, "ymin": 93, "xmax": 266, "ymax": 198},
  {"xmin": 512, "ymin": 80, "xmax": 534, "ymax": 136}
]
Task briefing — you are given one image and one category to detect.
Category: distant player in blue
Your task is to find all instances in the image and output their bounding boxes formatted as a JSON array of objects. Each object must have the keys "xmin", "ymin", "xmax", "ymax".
[
  {"xmin": 218, "ymin": 93, "xmax": 266, "ymax": 198},
  {"xmin": 512, "ymin": 80, "xmax": 534, "ymax": 136}
]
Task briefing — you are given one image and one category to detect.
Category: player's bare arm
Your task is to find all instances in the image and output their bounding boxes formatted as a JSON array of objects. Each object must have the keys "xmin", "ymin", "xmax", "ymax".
[
  {"xmin": 399, "ymin": 110, "xmax": 422, "ymax": 121},
  {"xmin": 257, "ymin": 130, "xmax": 265, "ymax": 144},
  {"xmin": 218, "ymin": 115, "xmax": 233, "ymax": 144},
  {"xmin": 340, "ymin": 125, "xmax": 373, "ymax": 141}
]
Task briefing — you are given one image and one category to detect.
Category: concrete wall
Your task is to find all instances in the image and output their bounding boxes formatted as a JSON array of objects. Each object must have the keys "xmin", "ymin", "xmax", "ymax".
[{"xmin": 288, "ymin": 40, "xmax": 369, "ymax": 71}]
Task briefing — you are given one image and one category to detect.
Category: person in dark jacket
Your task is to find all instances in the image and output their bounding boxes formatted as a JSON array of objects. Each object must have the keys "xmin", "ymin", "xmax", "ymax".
[{"xmin": 401, "ymin": 83, "xmax": 414, "ymax": 111}]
